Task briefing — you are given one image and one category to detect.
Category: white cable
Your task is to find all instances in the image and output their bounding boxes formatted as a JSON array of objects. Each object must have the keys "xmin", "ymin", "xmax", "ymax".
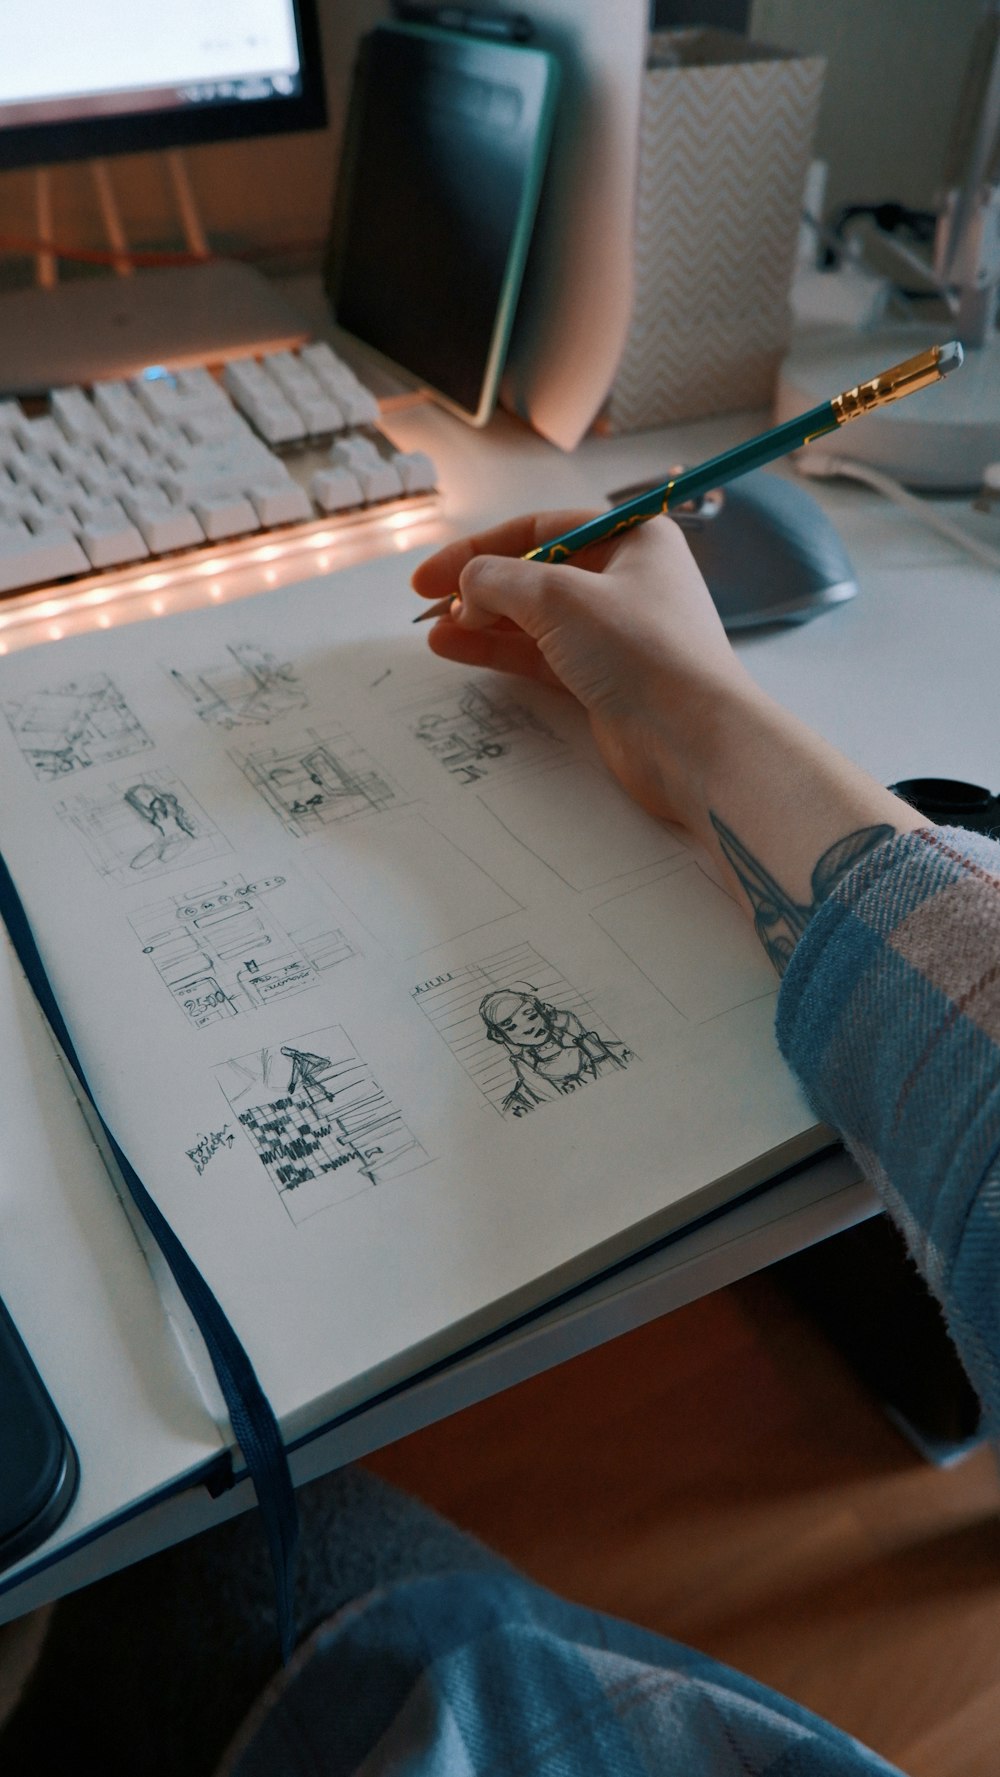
[{"xmin": 800, "ymin": 454, "xmax": 1000, "ymax": 573}]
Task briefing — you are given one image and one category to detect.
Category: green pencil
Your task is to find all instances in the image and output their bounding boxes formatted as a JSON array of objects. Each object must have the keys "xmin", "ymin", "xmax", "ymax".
[{"xmin": 413, "ymin": 341, "xmax": 962, "ymax": 619}]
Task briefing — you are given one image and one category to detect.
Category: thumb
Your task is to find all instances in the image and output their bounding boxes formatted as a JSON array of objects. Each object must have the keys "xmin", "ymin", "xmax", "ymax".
[{"xmin": 456, "ymin": 552, "xmax": 592, "ymax": 634}]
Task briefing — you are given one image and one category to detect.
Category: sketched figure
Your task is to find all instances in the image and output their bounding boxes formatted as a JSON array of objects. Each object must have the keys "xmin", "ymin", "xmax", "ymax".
[
  {"xmin": 124, "ymin": 783, "xmax": 197, "ymax": 872},
  {"xmin": 480, "ymin": 987, "xmax": 632, "ymax": 1118}
]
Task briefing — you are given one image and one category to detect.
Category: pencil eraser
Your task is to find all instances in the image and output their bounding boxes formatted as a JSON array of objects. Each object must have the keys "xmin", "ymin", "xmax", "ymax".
[{"xmin": 937, "ymin": 341, "xmax": 964, "ymax": 377}]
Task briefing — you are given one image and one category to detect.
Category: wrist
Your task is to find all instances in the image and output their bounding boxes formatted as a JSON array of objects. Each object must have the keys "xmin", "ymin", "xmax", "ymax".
[{"xmin": 644, "ymin": 664, "xmax": 771, "ymax": 845}]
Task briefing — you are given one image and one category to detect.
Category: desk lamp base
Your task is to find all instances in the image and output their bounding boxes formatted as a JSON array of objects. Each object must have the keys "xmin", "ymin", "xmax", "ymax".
[{"xmin": 776, "ymin": 324, "xmax": 1000, "ymax": 493}]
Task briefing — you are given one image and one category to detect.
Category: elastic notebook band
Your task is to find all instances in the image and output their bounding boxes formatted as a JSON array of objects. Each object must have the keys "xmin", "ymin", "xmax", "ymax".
[{"xmin": 0, "ymin": 849, "xmax": 299, "ymax": 1662}]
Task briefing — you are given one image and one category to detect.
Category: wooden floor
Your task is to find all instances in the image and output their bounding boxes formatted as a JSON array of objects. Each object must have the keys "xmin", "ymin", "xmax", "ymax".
[{"xmin": 366, "ymin": 1272, "xmax": 1000, "ymax": 1777}]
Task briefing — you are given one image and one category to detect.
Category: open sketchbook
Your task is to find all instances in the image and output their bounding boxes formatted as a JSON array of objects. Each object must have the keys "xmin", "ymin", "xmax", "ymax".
[{"xmin": 0, "ymin": 550, "xmax": 830, "ymax": 1460}]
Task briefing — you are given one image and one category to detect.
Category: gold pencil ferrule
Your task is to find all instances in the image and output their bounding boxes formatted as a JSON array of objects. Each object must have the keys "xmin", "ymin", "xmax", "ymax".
[{"xmin": 831, "ymin": 346, "xmax": 945, "ymax": 425}]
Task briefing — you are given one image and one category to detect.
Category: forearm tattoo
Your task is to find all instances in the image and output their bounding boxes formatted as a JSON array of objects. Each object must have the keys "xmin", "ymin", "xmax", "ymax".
[{"xmin": 709, "ymin": 812, "xmax": 896, "ymax": 976}]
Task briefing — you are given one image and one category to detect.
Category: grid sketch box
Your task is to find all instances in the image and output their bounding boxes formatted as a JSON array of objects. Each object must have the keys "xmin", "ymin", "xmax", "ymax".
[{"xmin": 601, "ymin": 29, "xmax": 825, "ymax": 433}]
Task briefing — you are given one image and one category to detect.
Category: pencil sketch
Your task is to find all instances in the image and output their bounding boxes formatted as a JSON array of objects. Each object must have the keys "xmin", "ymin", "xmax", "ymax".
[
  {"xmin": 412, "ymin": 941, "xmax": 634, "ymax": 1119},
  {"xmin": 234, "ymin": 727, "xmax": 401, "ymax": 838},
  {"xmin": 167, "ymin": 642, "xmax": 307, "ymax": 728},
  {"xmin": 216, "ymin": 1025, "xmax": 426, "ymax": 1222},
  {"xmin": 3, "ymin": 674, "xmax": 153, "ymax": 780},
  {"xmin": 56, "ymin": 769, "xmax": 230, "ymax": 885},
  {"xmin": 130, "ymin": 872, "xmax": 354, "ymax": 1027},
  {"xmin": 402, "ymin": 680, "xmax": 564, "ymax": 786}
]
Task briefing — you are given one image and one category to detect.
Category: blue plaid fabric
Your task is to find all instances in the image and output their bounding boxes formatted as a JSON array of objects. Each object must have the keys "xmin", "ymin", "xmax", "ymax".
[
  {"xmin": 224, "ymin": 1573, "xmax": 903, "ymax": 1776},
  {"xmin": 222, "ymin": 826, "xmax": 1000, "ymax": 1777},
  {"xmin": 777, "ymin": 827, "xmax": 1000, "ymax": 1435}
]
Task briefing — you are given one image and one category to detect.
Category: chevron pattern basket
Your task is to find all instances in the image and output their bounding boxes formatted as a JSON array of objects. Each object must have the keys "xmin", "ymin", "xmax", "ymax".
[{"xmin": 601, "ymin": 36, "xmax": 825, "ymax": 433}]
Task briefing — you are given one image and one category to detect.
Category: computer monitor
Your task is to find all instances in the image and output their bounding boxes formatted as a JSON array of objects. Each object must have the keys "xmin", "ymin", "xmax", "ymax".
[
  {"xmin": 0, "ymin": 1, "xmax": 325, "ymax": 169},
  {"xmin": 0, "ymin": 2, "xmax": 327, "ymax": 389}
]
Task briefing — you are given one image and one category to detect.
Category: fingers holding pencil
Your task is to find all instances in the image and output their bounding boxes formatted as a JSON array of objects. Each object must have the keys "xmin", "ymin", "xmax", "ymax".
[
  {"xmin": 412, "ymin": 507, "xmax": 722, "ymax": 697},
  {"xmin": 411, "ymin": 509, "xmax": 622, "ymax": 626}
]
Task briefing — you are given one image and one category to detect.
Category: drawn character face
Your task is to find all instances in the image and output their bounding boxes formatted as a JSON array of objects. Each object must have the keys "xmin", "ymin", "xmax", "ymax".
[{"xmin": 482, "ymin": 990, "xmax": 552, "ymax": 1051}]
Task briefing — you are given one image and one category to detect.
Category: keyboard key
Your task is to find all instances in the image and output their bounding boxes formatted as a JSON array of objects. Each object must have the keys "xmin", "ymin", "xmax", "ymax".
[
  {"xmin": 298, "ymin": 343, "xmax": 358, "ymax": 400},
  {"xmin": 261, "ymin": 351, "xmax": 319, "ymax": 398},
  {"xmin": 51, "ymin": 387, "xmax": 110, "ymax": 446},
  {"xmin": 125, "ymin": 500, "xmax": 205, "ymax": 553},
  {"xmin": 120, "ymin": 485, "xmax": 170, "ymax": 516},
  {"xmin": 330, "ymin": 442, "xmax": 403, "ymax": 502},
  {"xmin": 244, "ymin": 398, "xmax": 305, "ymax": 446},
  {"xmin": 287, "ymin": 344, "xmax": 382, "ymax": 426},
  {"xmin": 359, "ymin": 461, "xmax": 404, "ymax": 502},
  {"xmin": 78, "ymin": 516, "xmax": 149, "ymax": 568},
  {"xmin": 248, "ymin": 483, "xmax": 313, "ymax": 526},
  {"xmin": 223, "ymin": 360, "xmax": 305, "ymax": 443},
  {"xmin": 191, "ymin": 495, "xmax": 260, "ymax": 540},
  {"xmin": 334, "ymin": 435, "xmax": 382, "ymax": 470},
  {"xmin": 291, "ymin": 393, "xmax": 344, "ymax": 435},
  {"xmin": 176, "ymin": 367, "xmax": 230, "ymax": 406},
  {"xmin": 8, "ymin": 447, "xmax": 50, "ymax": 485},
  {"xmin": 12, "ymin": 491, "xmax": 46, "ymax": 524},
  {"xmin": 221, "ymin": 359, "xmax": 271, "ymax": 402},
  {"xmin": 181, "ymin": 411, "xmax": 242, "ymax": 446},
  {"xmin": 12, "ymin": 413, "xmax": 63, "ymax": 453},
  {"xmin": 80, "ymin": 465, "xmax": 133, "ymax": 501},
  {"xmin": 336, "ymin": 384, "xmax": 380, "ymax": 427},
  {"xmin": 72, "ymin": 493, "xmax": 128, "ymax": 524},
  {"xmin": 33, "ymin": 468, "xmax": 81, "ymax": 503},
  {"xmin": 310, "ymin": 467, "xmax": 363, "ymax": 512},
  {"xmin": 92, "ymin": 381, "xmax": 148, "ymax": 432},
  {"xmin": 0, "ymin": 520, "xmax": 89, "ymax": 591},
  {"xmin": 393, "ymin": 451, "xmax": 437, "ymax": 494}
]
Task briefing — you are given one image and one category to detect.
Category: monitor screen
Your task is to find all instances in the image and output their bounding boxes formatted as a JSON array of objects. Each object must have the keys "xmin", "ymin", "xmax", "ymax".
[{"xmin": 0, "ymin": 0, "xmax": 325, "ymax": 169}]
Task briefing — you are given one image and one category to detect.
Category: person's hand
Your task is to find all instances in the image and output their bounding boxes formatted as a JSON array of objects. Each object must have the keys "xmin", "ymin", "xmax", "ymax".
[{"xmin": 411, "ymin": 510, "xmax": 755, "ymax": 841}]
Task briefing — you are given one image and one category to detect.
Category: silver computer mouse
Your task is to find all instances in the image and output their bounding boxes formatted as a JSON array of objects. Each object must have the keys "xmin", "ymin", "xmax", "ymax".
[{"xmin": 672, "ymin": 468, "xmax": 858, "ymax": 630}]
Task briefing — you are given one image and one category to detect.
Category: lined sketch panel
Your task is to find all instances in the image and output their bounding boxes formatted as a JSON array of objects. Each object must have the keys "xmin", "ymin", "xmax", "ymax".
[
  {"xmin": 479, "ymin": 761, "xmax": 686, "ymax": 888},
  {"xmin": 412, "ymin": 942, "xmax": 634, "ymax": 1120},
  {"xmin": 57, "ymin": 769, "xmax": 230, "ymax": 886},
  {"xmin": 592, "ymin": 867, "xmax": 777, "ymax": 1021},
  {"xmin": 3, "ymin": 674, "xmax": 152, "ymax": 780},
  {"xmin": 311, "ymin": 812, "xmax": 522, "ymax": 956},
  {"xmin": 216, "ymin": 1025, "xmax": 426, "ymax": 1223},
  {"xmin": 166, "ymin": 642, "xmax": 307, "ymax": 729}
]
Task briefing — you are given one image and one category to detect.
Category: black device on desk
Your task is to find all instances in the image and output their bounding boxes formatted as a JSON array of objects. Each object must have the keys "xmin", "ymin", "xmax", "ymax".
[
  {"xmin": 0, "ymin": 1295, "xmax": 78, "ymax": 1570},
  {"xmin": 325, "ymin": 22, "xmax": 560, "ymax": 425}
]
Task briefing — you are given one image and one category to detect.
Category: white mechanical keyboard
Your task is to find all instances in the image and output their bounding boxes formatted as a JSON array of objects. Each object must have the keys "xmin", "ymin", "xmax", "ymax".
[{"xmin": 0, "ymin": 342, "xmax": 438, "ymax": 597}]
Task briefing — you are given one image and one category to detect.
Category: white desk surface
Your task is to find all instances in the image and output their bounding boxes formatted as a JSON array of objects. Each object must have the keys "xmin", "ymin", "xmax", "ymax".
[{"xmin": 1, "ymin": 299, "xmax": 998, "ymax": 1623}]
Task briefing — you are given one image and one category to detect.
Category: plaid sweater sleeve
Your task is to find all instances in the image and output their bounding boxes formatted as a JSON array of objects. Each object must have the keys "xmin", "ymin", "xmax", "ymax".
[{"xmin": 775, "ymin": 825, "xmax": 1000, "ymax": 1437}]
